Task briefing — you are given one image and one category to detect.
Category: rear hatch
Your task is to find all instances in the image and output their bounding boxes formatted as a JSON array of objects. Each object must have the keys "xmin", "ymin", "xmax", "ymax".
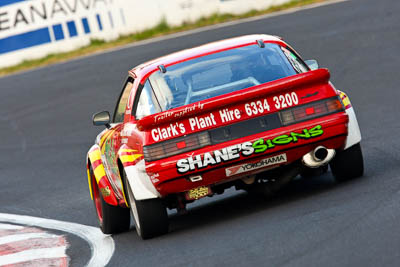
[{"xmin": 139, "ymin": 68, "xmax": 344, "ymax": 158}]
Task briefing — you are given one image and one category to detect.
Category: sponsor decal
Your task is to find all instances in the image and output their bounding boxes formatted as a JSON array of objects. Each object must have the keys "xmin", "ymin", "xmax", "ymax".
[
  {"xmin": 121, "ymin": 124, "xmax": 135, "ymax": 137},
  {"xmin": 0, "ymin": 0, "xmax": 112, "ymax": 33},
  {"xmin": 0, "ymin": 0, "xmax": 118, "ymax": 58},
  {"xmin": 153, "ymin": 102, "xmax": 205, "ymax": 123},
  {"xmin": 149, "ymin": 173, "xmax": 160, "ymax": 183},
  {"xmin": 151, "ymin": 122, "xmax": 186, "ymax": 141},
  {"xmin": 185, "ymin": 186, "xmax": 211, "ymax": 200},
  {"xmin": 149, "ymin": 92, "xmax": 300, "ymax": 142},
  {"xmin": 188, "ymin": 112, "xmax": 217, "ymax": 131},
  {"xmin": 225, "ymin": 153, "xmax": 287, "ymax": 177},
  {"xmin": 220, "ymin": 107, "xmax": 241, "ymax": 123},
  {"xmin": 176, "ymin": 125, "xmax": 323, "ymax": 174},
  {"xmin": 100, "ymin": 186, "xmax": 111, "ymax": 197}
]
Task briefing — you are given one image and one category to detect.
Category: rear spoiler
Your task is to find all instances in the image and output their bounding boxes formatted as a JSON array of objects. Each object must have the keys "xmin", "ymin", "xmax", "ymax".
[{"xmin": 137, "ymin": 69, "xmax": 330, "ymax": 131}]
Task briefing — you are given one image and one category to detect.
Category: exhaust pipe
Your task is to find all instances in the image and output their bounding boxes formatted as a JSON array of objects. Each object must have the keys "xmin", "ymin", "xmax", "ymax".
[
  {"xmin": 313, "ymin": 146, "xmax": 329, "ymax": 161},
  {"xmin": 302, "ymin": 146, "xmax": 335, "ymax": 168}
]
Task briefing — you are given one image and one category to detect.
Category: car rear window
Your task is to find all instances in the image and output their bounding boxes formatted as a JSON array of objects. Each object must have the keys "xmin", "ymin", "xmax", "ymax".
[{"xmin": 148, "ymin": 43, "xmax": 305, "ymax": 112}]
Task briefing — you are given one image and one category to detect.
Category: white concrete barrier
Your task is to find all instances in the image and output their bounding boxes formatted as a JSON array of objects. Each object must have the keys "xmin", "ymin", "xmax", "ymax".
[{"xmin": 0, "ymin": 0, "xmax": 291, "ymax": 68}]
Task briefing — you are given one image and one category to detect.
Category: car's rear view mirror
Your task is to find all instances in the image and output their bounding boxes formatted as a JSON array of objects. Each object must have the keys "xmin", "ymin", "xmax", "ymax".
[{"xmin": 92, "ymin": 111, "xmax": 111, "ymax": 129}]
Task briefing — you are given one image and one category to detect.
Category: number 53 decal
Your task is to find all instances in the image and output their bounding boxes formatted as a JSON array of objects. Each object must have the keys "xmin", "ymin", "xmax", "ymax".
[{"xmin": 273, "ymin": 92, "xmax": 299, "ymax": 109}]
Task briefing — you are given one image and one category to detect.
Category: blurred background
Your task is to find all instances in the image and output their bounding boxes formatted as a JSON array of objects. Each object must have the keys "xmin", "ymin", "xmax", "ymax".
[{"xmin": 1, "ymin": 0, "xmax": 400, "ymax": 266}]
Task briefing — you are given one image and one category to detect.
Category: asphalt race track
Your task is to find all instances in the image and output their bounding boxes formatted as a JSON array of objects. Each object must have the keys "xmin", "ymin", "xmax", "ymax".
[{"xmin": 1, "ymin": 0, "xmax": 400, "ymax": 266}]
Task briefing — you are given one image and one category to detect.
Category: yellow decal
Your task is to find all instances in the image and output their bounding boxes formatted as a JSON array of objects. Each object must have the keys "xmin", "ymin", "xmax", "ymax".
[
  {"xmin": 90, "ymin": 150, "xmax": 101, "ymax": 162},
  {"xmin": 88, "ymin": 149, "xmax": 106, "ymax": 183},
  {"xmin": 93, "ymin": 166, "xmax": 106, "ymax": 182},
  {"xmin": 340, "ymin": 92, "xmax": 351, "ymax": 108},
  {"xmin": 87, "ymin": 168, "xmax": 93, "ymax": 200},
  {"xmin": 120, "ymin": 154, "xmax": 142, "ymax": 164}
]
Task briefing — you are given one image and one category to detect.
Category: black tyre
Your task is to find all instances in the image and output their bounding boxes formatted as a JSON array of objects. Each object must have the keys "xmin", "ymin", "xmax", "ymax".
[
  {"xmin": 90, "ymin": 166, "xmax": 130, "ymax": 234},
  {"xmin": 122, "ymin": 170, "xmax": 169, "ymax": 239},
  {"xmin": 330, "ymin": 143, "xmax": 364, "ymax": 182}
]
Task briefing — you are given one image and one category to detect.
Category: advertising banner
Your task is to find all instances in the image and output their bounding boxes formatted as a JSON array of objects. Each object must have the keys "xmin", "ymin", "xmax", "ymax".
[{"xmin": 0, "ymin": 0, "xmax": 290, "ymax": 68}]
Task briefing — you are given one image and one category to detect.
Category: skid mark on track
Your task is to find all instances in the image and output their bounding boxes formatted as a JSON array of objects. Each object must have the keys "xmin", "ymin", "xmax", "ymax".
[
  {"xmin": 0, "ymin": 214, "xmax": 114, "ymax": 267},
  {"xmin": 0, "ymin": 223, "xmax": 68, "ymax": 266}
]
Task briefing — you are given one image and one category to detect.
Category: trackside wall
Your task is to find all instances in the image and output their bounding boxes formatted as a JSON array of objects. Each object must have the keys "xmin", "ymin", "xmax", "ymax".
[{"xmin": 0, "ymin": 0, "xmax": 291, "ymax": 68}]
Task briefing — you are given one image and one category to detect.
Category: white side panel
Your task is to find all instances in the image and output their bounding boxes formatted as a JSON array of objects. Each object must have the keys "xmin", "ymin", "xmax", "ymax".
[
  {"xmin": 345, "ymin": 106, "xmax": 362, "ymax": 149},
  {"xmin": 124, "ymin": 160, "xmax": 160, "ymax": 200}
]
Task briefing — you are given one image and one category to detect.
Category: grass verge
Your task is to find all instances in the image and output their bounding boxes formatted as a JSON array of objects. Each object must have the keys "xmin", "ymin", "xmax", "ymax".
[{"xmin": 0, "ymin": 0, "xmax": 324, "ymax": 76}]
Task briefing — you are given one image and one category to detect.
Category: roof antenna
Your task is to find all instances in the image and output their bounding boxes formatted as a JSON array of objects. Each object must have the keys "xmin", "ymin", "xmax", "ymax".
[
  {"xmin": 257, "ymin": 39, "xmax": 265, "ymax": 48},
  {"xmin": 158, "ymin": 64, "xmax": 167, "ymax": 73}
]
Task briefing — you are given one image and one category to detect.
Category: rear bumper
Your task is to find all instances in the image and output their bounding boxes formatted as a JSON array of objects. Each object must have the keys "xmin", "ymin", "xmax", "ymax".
[{"xmin": 147, "ymin": 112, "xmax": 348, "ymax": 196}]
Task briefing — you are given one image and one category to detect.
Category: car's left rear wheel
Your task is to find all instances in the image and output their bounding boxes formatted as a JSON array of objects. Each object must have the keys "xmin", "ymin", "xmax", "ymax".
[
  {"xmin": 330, "ymin": 143, "xmax": 364, "ymax": 182},
  {"xmin": 90, "ymin": 166, "xmax": 130, "ymax": 234},
  {"xmin": 122, "ymin": 169, "xmax": 169, "ymax": 239}
]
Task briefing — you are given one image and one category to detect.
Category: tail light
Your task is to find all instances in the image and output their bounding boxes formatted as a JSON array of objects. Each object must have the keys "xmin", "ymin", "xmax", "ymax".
[
  {"xmin": 143, "ymin": 132, "xmax": 211, "ymax": 162},
  {"xmin": 279, "ymin": 96, "xmax": 344, "ymax": 126}
]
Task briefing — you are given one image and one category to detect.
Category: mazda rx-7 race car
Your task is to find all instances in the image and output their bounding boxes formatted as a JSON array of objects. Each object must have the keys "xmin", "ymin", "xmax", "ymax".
[{"xmin": 86, "ymin": 34, "xmax": 363, "ymax": 239}]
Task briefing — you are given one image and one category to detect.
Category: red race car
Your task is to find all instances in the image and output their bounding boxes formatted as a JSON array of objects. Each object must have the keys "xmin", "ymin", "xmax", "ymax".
[{"xmin": 86, "ymin": 34, "xmax": 363, "ymax": 239}]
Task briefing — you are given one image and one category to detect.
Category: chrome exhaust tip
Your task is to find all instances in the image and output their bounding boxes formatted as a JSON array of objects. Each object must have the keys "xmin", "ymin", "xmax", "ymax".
[{"xmin": 302, "ymin": 146, "xmax": 335, "ymax": 168}]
